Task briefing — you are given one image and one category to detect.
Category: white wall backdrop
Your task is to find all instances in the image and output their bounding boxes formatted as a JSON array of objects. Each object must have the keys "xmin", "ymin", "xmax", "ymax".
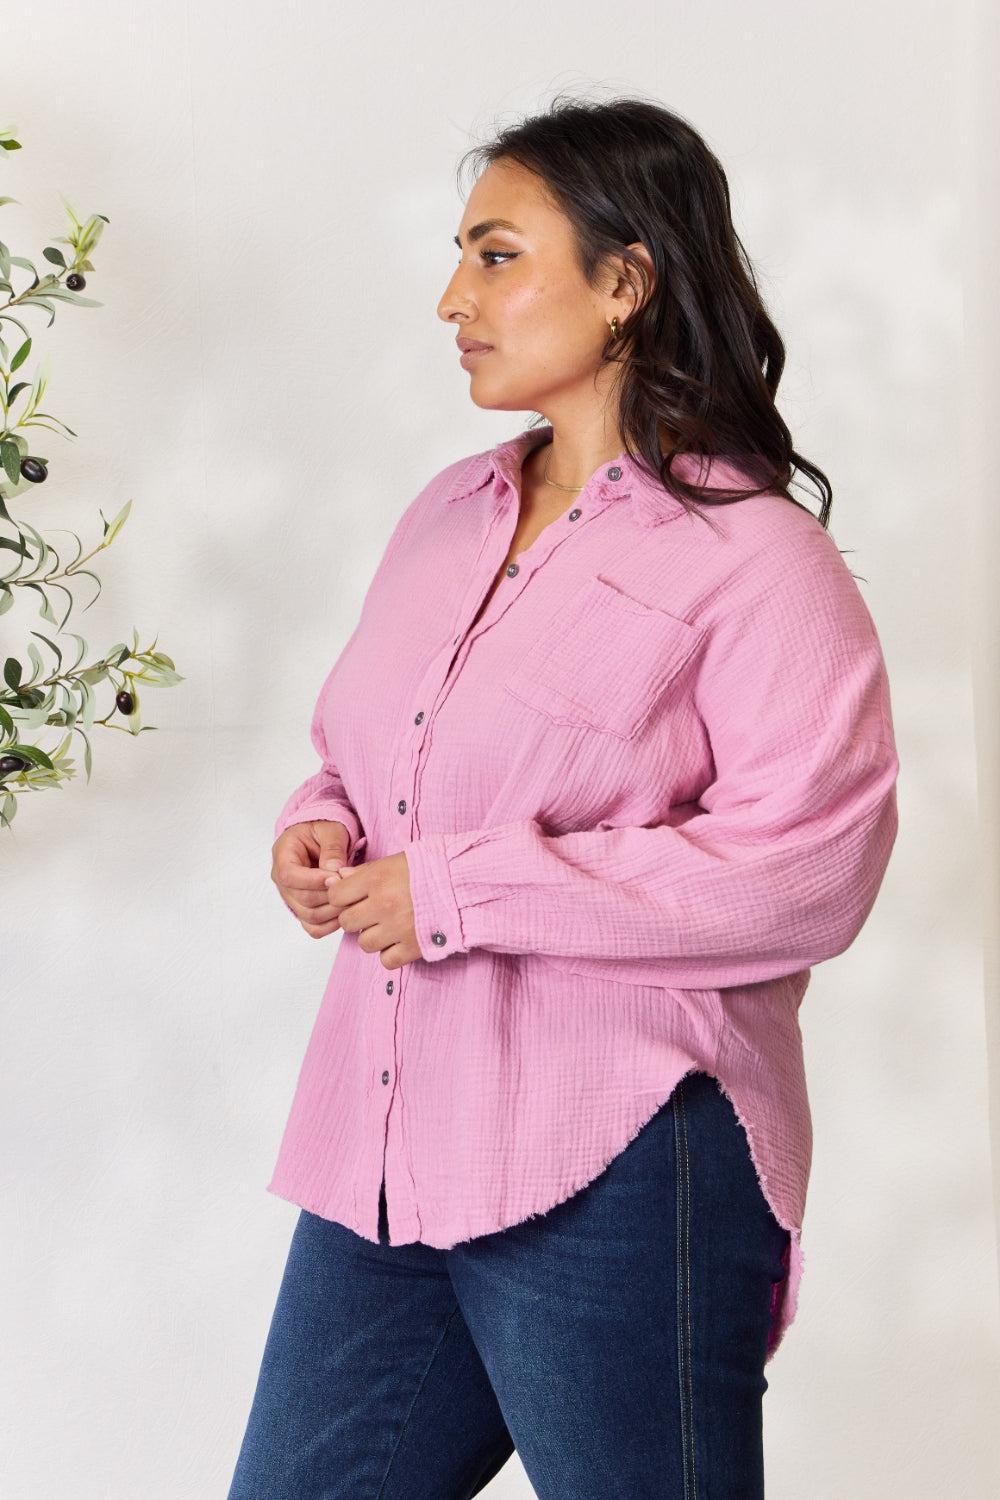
[{"xmin": 2, "ymin": 2, "xmax": 998, "ymax": 1495}]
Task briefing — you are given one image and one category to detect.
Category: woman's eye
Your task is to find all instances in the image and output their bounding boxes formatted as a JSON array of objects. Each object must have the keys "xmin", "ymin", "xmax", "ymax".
[{"xmin": 456, "ymin": 250, "xmax": 516, "ymax": 267}]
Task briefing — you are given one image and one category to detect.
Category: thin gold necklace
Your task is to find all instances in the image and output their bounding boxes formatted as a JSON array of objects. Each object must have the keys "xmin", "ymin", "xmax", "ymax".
[{"xmin": 541, "ymin": 449, "xmax": 586, "ymax": 493}]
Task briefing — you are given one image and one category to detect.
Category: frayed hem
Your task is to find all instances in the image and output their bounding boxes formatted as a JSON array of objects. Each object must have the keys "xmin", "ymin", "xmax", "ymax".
[
  {"xmin": 265, "ymin": 1065, "xmax": 806, "ymax": 1363},
  {"xmin": 429, "ymin": 1069, "xmax": 708, "ymax": 1248}
]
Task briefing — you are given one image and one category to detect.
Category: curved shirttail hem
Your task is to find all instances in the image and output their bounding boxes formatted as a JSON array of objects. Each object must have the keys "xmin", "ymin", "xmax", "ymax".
[
  {"xmin": 422, "ymin": 1069, "xmax": 804, "ymax": 1366},
  {"xmin": 264, "ymin": 1066, "xmax": 804, "ymax": 1365}
]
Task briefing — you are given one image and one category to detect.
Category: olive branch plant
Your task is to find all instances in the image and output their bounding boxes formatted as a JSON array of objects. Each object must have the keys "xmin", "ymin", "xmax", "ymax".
[{"xmin": 0, "ymin": 119, "xmax": 182, "ymax": 830}]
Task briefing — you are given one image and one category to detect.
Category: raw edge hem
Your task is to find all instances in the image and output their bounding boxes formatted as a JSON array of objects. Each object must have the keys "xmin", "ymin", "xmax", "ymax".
[{"xmin": 264, "ymin": 1065, "xmax": 806, "ymax": 1363}]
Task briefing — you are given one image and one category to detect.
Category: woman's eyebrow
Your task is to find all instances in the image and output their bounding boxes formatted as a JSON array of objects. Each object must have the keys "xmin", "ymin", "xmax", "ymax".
[{"xmin": 453, "ymin": 218, "xmax": 524, "ymax": 247}]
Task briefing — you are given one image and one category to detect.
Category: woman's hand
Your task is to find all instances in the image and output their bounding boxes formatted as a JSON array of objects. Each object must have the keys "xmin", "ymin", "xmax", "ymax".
[
  {"xmin": 322, "ymin": 853, "xmax": 420, "ymax": 969},
  {"xmin": 271, "ymin": 820, "xmax": 353, "ymax": 938}
]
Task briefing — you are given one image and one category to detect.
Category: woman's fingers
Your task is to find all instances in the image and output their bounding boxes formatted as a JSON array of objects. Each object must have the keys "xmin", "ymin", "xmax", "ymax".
[
  {"xmin": 298, "ymin": 914, "xmax": 342, "ymax": 939},
  {"xmin": 271, "ymin": 826, "xmax": 350, "ymax": 935}
]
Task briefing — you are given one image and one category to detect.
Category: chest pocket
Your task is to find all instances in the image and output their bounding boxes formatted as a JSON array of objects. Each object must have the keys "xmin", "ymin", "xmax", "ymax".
[{"xmin": 503, "ymin": 573, "xmax": 704, "ymax": 740}]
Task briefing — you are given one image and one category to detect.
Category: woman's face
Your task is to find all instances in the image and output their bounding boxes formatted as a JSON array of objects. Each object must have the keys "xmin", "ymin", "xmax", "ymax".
[{"xmin": 438, "ymin": 158, "xmax": 643, "ymax": 415}]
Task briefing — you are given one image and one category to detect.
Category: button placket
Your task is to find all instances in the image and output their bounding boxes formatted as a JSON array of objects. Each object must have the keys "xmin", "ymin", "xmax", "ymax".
[
  {"xmin": 360, "ymin": 709, "xmax": 420, "ymax": 1220},
  {"xmin": 462, "ymin": 490, "xmax": 621, "ymax": 648},
  {"xmin": 364, "ymin": 460, "xmax": 630, "ymax": 1243},
  {"xmin": 374, "ymin": 655, "xmax": 459, "ymax": 1239}
]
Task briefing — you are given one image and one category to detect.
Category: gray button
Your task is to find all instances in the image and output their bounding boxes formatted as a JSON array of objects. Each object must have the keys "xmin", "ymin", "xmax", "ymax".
[
  {"xmin": 431, "ymin": 931, "xmax": 447, "ymax": 947},
  {"xmin": 414, "ymin": 711, "xmax": 424, "ymax": 724},
  {"xmin": 397, "ymin": 799, "xmax": 406, "ymax": 814},
  {"xmin": 505, "ymin": 562, "xmax": 519, "ymax": 576},
  {"xmin": 381, "ymin": 1069, "xmax": 390, "ymax": 1085},
  {"xmin": 607, "ymin": 465, "xmax": 622, "ymax": 480},
  {"xmin": 385, "ymin": 980, "xmax": 394, "ymax": 994},
  {"xmin": 569, "ymin": 507, "xmax": 581, "ymax": 521}
]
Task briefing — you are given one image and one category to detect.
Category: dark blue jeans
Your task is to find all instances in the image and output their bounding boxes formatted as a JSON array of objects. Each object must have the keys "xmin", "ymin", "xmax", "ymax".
[{"xmin": 228, "ymin": 1070, "xmax": 791, "ymax": 1499}]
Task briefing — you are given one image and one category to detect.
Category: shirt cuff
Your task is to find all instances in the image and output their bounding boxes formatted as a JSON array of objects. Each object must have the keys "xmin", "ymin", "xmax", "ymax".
[
  {"xmin": 400, "ymin": 833, "xmax": 468, "ymax": 963},
  {"xmin": 273, "ymin": 801, "xmax": 368, "ymax": 865}
]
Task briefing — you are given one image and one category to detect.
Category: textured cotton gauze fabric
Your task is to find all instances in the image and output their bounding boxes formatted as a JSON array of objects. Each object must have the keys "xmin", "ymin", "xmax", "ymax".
[{"xmin": 267, "ymin": 424, "xmax": 900, "ymax": 1363}]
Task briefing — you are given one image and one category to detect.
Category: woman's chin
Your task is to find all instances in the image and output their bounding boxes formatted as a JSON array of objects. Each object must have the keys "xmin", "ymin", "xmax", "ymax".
[{"xmin": 466, "ymin": 381, "xmax": 527, "ymax": 414}]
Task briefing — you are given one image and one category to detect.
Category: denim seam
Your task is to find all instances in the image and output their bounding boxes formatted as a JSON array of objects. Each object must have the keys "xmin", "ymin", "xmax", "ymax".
[{"xmin": 675, "ymin": 1081, "xmax": 698, "ymax": 1499}]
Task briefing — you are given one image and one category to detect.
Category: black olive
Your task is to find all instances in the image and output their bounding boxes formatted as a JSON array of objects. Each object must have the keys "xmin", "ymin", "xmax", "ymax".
[{"xmin": 19, "ymin": 457, "xmax": 47, "ymax": 483}]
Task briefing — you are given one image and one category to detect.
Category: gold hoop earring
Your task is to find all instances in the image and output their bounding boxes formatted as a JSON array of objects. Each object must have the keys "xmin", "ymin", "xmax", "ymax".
[{"xmin": 609, "ymin": 316, "xmax": 620, "ymax": 338}]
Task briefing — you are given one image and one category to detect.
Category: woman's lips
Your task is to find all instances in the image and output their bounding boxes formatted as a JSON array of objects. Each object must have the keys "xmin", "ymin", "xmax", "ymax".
[{"xmin": 459, "ymin": 346, "xmax": 493, "ymax": 368}]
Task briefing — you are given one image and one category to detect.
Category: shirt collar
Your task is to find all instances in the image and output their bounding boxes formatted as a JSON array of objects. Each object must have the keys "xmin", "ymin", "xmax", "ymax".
[{"xmin": 441, "ymin": 423, "xmax": 754, "ymax": 528}]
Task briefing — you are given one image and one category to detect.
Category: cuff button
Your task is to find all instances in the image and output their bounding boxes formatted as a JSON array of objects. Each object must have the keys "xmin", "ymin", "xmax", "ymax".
[{"xmin": 430, "ymin": 931, "xmax": 447, "ymax": 947}]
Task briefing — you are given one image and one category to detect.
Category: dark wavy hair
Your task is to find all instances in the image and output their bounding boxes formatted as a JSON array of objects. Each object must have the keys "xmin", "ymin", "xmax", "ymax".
[{"xmin": 456, "ymin": 93, "xmax": 834, "ymax": 534}]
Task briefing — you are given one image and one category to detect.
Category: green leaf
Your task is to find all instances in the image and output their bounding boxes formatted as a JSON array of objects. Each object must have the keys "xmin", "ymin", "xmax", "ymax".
[
  {"xmin": 10, "ymin": 336, "xmax": 30, "ymax": 371},
  {"xmin": 29, "ymin": 628, "xmax": 62, "ymax": 668},
  {"xmin": 49, "ymin": 632, "xmax": 87, "ymax": 674},
  {"xmin": 34, "ymin": 287, "xmax": 102, "ymax": 308},
  {"xmin": 100, "ymin": 500, "xmax": 132, "ymax": 546},
  {"xmin": 64, "ymin": 566, "xmax": 102, "ymax": 605},
  {"xmin": 26, "ymin": 411, "xmax": 77, "ymax": 437},
  {"xmin": 26, "ymin": 641, "xmax": 44, "ymax": 684},
  {"xmin": 26, "ymin": 298, "xmax": 56, "ymax": 327},
  {"xmin": 8, "ymin": 742, "xmax": 54, "ymax": 770},
  {"xmin": 50, "ymin": 581, "xmax": 74, "ymax": 632},
  {"xmin": 42, "ymin": 247, "xmax": 67, "ymax": 267},
  {"xmin": 51, "ymin": 730, "xmax": 72, "ymax": 762},
  {"xmin": 4, "ymin": 656, "xmax": 23, "ymax": 689},
  {"xmin": 21, "ymin": 583, "xmax": 58, "ymax": 625},
  {"xmin": 0, "ymin": 314, "xmax": 30, "ymax": 347},
  {"xmin": 0, "ymin": 440, "xmax": 20, "ymax": 485}
]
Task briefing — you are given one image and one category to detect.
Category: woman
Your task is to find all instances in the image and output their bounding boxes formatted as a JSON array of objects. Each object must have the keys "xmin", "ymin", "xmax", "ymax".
[{"xmin": 229, "ymin": 96, "xmax": 899, "ymax": 1498}]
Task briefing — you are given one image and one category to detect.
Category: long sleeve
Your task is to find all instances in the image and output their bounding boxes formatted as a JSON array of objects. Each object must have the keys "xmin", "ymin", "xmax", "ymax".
[
  {"xmin": 272, "ymin": 661, "xmax": 368, "ymax": 863},
  {"xmin": 400, "ymin": 525, "xmax": 900, "ymax": 989}
]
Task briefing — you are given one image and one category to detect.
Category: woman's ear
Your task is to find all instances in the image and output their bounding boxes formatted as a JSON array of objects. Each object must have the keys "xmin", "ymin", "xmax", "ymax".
[{"xmin": 617, "ymin": 241, "xmax": 655, "ymax": 318}]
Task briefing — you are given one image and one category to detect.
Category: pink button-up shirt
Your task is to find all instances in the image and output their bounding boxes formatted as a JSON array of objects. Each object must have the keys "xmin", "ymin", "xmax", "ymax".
[{"xmin": 266, "ymin": 422, "xmax": 900, "ymax": 1363}]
